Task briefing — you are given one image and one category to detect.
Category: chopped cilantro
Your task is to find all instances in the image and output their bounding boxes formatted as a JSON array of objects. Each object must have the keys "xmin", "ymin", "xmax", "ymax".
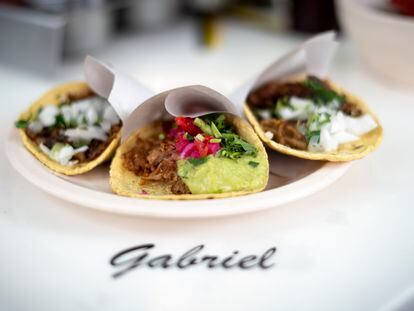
[
  {"xmin": 304, "ymin": 77, "xmax": 345, "ymax": 105},
  {"xmin": 305, "ymin": 130, "xmax": 321, "ymax": 143},
  {"xmin": 195, "ymin": 114, "xmax": 257, "ymax": 160},
  {"xmin": 55, "ymin": 114, "xmax": 66, "ymax": 128},
  {"xmin": 214, "ymin": 114, "xmax": 226, "ymax": 131},
  {"xmin": 274, "ymin": 97, "xmax": 291, "ymax": 118},
  {"xmin": 219, "ymin": 133, "xmax": 257, "ymax": 159},
  {"xmin": 72, "ymin": 140, "xmax": 88, "ymax": 148},
  {"xmin": 58, "ymin": 99, "xmax": 70, "ymax": 107},
  {"xmin": 94, "ymin": 116, "xmax": 103, "ymax": 126},
  {"xmin": 70, "ymin": 119, "xmax": 78, "ymax": 128},
  {"xmin": 248, "ymin": 161, "xmax": 259, "ymax": 168},
  {"xmin": 15, "ymin": 120, "xmax": 28, "ymax": 129}
]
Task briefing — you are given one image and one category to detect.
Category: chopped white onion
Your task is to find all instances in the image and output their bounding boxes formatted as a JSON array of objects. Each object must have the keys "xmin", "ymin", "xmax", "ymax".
[
  {"xmin": 290, "ymin": 96, "xmax": 314, "ymax": 111},
  {"xmin": 328, "ymin": 111, "xmax": 346, "ymax": 134},
  {"xmin": 332, "ymin": 131, "xmax": 359, "ymax": 144},
  {"xmin": 31, "ymin": 97, "xmax": 118, "ymax": 164},
  {"xmin": 345, "ymin": 114, "xmax": 377, "ymax": 136},
  {"xmin": 86, "ymin": 106, "xmax": 98, "ymax": 125},
  {"xmin": 103, "ymin": 105, "xmax": 120, "ymax": 125},
  {"xmin": 320, "ymin": 126, "xmax": 339, "ymax": 152},
  {"xmin": 277, "ymin": 97, "xmax": 314, "ymax": 121},
  {"xmin": 264, "ymin": 131, "xmax": 274, "ymax": 140},
  {"xmin": 306, "ymin": 111, "xmax": 377, "ymax": 152},
  {"xmin": 39, "ymin": 143, "xmax": 51, "ymax": 156},
  {"xmin": 269, "ymin": 94, "xmax": 378, "ymax": 153},
  {"xmin": 257, "ymin": 109, "xmax": 271, "ymax": 120},
  {"xmin": 39, "ymin": 143, "xmax": 88, "ymax": 166},
  {"xmin": 60, "ymin": 105, "xmax": 72, "ymax": 124},
  {"xmin": 278, "ymin": 107, "xmax": 307, "ymax": 120},
  {"xmin": 28, "ymin": 121, "xmax": 43, "ymax": 134},
  {"xmin": 100, "ymin": 120, "xmax": 112, "ymax": 133},
  {"xmin": 64, "ymin": 126, "xmax": 107, "ymax": 142},
  {"xmin": 38, "ymin": 105, "xmax": 58, "ymax": 127},
  {"xmin": 56, "ymin": 145, "xmax": 76, "ymax": 165},
  {"xmin": 74, "ymin": 145, "xmax": 89, "ymax": 153}
]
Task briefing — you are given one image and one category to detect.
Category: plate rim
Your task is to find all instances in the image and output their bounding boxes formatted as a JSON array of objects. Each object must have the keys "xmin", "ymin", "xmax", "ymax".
[{"xmin": 5, "ymin": 127, "xmax": 351, "ymax": 219}]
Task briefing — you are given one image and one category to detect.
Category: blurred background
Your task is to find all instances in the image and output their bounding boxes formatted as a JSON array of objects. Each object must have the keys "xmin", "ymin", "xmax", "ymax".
[{"xmin": 0, "ymin": 0, "xmax": 413, "ymax": 90}]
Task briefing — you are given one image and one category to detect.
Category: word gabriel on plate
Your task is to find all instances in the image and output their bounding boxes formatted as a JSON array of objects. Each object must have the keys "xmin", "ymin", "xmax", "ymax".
[{"xmin": 110, "ymin": 243, "xmax": 277, "ymax": 278}]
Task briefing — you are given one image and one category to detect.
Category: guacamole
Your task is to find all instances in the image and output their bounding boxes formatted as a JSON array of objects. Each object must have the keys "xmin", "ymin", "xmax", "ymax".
[{"xmin": 177, "ymin": 153, "xmax": 267, "ymax": 194}]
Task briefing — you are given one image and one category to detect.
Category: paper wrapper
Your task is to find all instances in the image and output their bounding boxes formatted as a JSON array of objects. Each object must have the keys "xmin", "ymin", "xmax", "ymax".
[
  {"xmin": 230, "ymin": 31, "xmax": 339, "ymax": 113},
  {"xmin": 84, "ymin": 56, "xmax": 154, "ymax": 124},
  {"xmin": 84, "ymin": 56, "xmax": 240, "ymax": 142},
  {"xmin": 84, "ymin": 32, "xmax": 337, "ymax": 141},
  {"xmin": 82, "ymin": 33, "xmax": 344, "ymax": 179}
]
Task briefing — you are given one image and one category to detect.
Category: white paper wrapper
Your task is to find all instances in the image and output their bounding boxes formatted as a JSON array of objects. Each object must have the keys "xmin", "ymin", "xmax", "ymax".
[
  {"xmin": 121, "ymin": 85, "xmax": 241, "ymax": 141},
  {"xmin": 84, "ymin": 56, "xmax": 241, "ymax": 142},
  {"xmin": 230, "ymin": 31, "xmax": 339, "ymax": 114},
  {"xmin": 84, "ymin": 56, "xmax": 154, "ymax": 122},
  {"xmin": 84, "ymin": 31, "xmax": 338, "ymax": 145}
]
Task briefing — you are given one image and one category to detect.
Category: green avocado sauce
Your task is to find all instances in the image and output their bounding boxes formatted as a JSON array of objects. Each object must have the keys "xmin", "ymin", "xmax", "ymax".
[{"xmin": 177, "ymin": 154, "xmax": 267, "ymax": 194}]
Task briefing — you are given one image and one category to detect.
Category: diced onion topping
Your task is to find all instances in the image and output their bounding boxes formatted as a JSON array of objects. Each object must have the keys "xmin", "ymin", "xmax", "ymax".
[
  {"xmin": 38, "ymin": 105, "xmax": 59, "ymax": 127},
  {"xmin": 64, "ymin": 126, "xmax": 108, "ymax": 143},
  {"xmin": 32, "ymin": 97, "xmax": 119, "ymax": 135},
  {"xmin": 28, "ymin": 96, "xmax": 120, "ymax": 165},
  {"xmin": 273, "ymin": 95, "xmax": 377, "ymax": 152},
  {"xmin": 39, "ymin": 143, "xmax": 88, "ymax": 166},
  {"xmin": 264, "ymin": 131, "xmax": 274, "ymax": 140},
  {"xmin": 307, "ymin": 111, "xmax": 376, "ymax": 152}
]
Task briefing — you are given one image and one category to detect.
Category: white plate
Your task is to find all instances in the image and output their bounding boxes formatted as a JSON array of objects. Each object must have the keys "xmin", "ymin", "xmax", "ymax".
[{"xmin": 6, "ymin": 127, "xmax": 351, "ymax": 218}]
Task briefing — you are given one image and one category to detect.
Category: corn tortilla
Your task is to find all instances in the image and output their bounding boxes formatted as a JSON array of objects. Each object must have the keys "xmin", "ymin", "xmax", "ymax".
[
  {"xmin": 244, "ymin": 79, "xmax": 383, "ymax": 162},
  {"xmin": 110, "ymin": 114, "xmax": 269, "ymax": 200},
  {"xmin": 18, "ymin": 81, "xmax": 121, "ymax": 175}
]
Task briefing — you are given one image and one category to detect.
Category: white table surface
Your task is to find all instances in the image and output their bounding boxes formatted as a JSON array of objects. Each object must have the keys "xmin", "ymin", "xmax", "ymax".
[{"xmin": 1, "ymin": 20, "xmax": 414, "ymax": 311}]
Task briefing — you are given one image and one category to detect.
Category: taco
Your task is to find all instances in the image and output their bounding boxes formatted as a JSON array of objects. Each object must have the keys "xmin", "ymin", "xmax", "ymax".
[
  {"xmin": 15, "ymin": 82, "xmax": 122, "ymax": 175},
  {"xmin": 110, "ymin": 113, "xmax": 269, "ymax": 200},
  {"xmin": 245, "ymin": 75, "xmax": 383, "ymax": 161}
]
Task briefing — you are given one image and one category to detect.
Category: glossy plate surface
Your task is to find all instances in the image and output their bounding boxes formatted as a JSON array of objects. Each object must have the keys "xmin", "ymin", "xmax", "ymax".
[{"xmin": 6, "ymin": 128, "xmax": 351, "ymax": 218}]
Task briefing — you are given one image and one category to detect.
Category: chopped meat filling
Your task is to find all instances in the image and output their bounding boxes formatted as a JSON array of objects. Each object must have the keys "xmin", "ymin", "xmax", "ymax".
[
  {"xmin": 247, "ymin": 81, "xmax": 312, "ymax": 109},
  {"xmin": 248, "ymin": 76, "xmax": 364, "ymax": 149},
  {"xmin": 340, "ymin": 102, "xmax": 363, "ymax": 117},
  {"xmin": 260, "ymin": 119, "xmax": 307, "ymax": 150},
  {"xmin": 122, "ymin": 135, "xmax": 190, "ymax": 195}
]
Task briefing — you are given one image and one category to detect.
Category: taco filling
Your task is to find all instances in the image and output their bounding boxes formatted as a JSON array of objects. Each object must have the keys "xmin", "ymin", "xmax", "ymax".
[
  {"xmin": 247, "ymin": 76, "xmax": 378, "ymax": 152},
  {"xmin": 121, "ymin": 114, "xmax": 267, "ymax": 195},
  {"xmin": 15, "ymin": 93, "xmax": 121, "ymax": 166}
]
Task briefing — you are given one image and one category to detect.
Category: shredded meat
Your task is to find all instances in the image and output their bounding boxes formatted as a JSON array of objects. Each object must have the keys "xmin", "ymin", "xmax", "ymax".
[
  {"xmin": 27, "ymin": 127, "xmax": 65, "ymax": 149},
  {"xmin": 247, "ymin": 81, "xmax": 312, "ymax": 109},
  {"xmin": 340, "ymin": 102, "xmax": 363, "ymax": 117},
  {"xmin": 247, "ymin": 76, "xmax": 362, "ymax": 117},
  {"xmin": 122, "ymin": 135, "xmax": 190, "ymax": 195},
  {"xmin": 84, "ymin": 124, "xmax": 121, "ymax": 161},
  {"xmin": 260, "ymin": 119, "xmax": 307, "ymax": 150},
  {"xmin": 248, "ymin": 76, "xmax": 365, "ymax": 150}
]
